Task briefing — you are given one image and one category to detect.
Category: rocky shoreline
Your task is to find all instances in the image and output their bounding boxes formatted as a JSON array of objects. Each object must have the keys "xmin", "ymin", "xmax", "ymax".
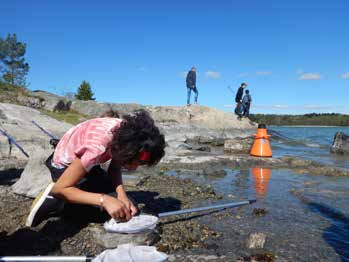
[{"xmin": 1, "ymin": 98, "xmax": 348, "ymax": 261}]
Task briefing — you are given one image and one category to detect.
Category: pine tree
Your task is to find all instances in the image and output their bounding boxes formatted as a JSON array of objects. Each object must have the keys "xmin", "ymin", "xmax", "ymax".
[
  {"xmin": 0, "ymin": 33, "xmax": 29, "ymax": 88},
  {"xmin": 75, "ymin": 80, "xmax": 95, "ymax": 100}
]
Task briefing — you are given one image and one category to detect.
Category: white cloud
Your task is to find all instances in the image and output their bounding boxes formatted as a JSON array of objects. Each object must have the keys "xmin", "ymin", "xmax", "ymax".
[
  {"xmin": 340, "ymin": 72, "xmax": 349, "ymax": 79},
  {"xmin": 205, "ymin": 71, "xmax": 220, "ymax": 79},
  {"xmin": 298, "ymin": 73, "xmax": 322, "ymax": 80},
  {"xmin": 237, "ymin": 73, "xmax": 249, "ymax": 78},
  {"xmin": 273, "ymin": 104, "xmax": 288, "ymax": 108},
  {"xmin": 256, "ymin": 71, "xmax": 272, "ymax": 76}
]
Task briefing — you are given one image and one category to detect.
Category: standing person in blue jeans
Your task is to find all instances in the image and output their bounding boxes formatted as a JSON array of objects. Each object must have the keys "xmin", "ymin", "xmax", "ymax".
[
  {"xmin": 242, "ymin": 89, "xmax": 252, "ymax": 118},
  {"xmin": 186, "ymin": 67, "xmax": 198, "ymax": 106}
]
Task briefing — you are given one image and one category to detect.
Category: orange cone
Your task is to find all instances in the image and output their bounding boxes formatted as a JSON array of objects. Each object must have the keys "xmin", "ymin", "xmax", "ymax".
[
  {"xmin": 252, "ymin": 167, "xmax": 271, "ymax": 199},
  {"xmin": 250, "ymin": 124, "xmax": 272, "ymax": 157}
]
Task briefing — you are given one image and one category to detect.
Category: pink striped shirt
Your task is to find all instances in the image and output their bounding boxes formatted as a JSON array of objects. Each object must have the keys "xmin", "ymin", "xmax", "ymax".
[{"xmin": 53, "ymin": 117, "xmax": 122, "ymax": 172}]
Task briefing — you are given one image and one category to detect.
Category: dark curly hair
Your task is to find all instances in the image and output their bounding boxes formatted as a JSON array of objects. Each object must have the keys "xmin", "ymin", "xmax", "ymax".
[{"xmin": 109, "ymin": 109, "xmax": 165, "ymax": 166}]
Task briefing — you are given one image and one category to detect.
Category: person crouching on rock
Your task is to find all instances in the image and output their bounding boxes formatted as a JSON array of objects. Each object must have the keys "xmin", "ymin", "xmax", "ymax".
[{"xmin": 26, "ymin": 109, "xmax": 165, "ymax": 227}]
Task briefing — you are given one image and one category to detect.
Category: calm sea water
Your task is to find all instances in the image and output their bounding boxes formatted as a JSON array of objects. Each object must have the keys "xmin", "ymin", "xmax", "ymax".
[
  {"xmin": 270, "ymin": 126, "xmax": 349, "ymax": 169},
  {"xmin": 167, "ymin": 126, "xmax": 349, "ymax": 260}
]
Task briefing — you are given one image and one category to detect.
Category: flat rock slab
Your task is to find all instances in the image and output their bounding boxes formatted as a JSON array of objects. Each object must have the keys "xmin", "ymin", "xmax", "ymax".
[
  {"xmin": 89, "ymin": 224, "xmax": 159, "ymax": 249},
  {"xmin": 11, "ymin": 149, "xmax": 52, "ymax": 198},
  {"xmin": 0, "ymin": 157, "xmax": 27, "ymax": 171}
]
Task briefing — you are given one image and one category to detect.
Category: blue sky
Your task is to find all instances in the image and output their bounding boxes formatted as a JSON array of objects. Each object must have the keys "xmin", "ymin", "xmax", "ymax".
[{"xmin": 1, "ymin": 0, "xmax": 348, "ymax": 114}]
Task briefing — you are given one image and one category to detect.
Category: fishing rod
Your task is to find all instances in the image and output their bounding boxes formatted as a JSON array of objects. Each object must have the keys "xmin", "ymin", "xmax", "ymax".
[
  {"xmin": 0, "ymin": 200, "xmax": 256, "ymax": 262},
  {"xmin": 227, "ymin": 85, "xmax": 235, "ymax": 94},
  {"xmin": 31, "ymin": 120, "xmax": 60, "ymax": 148},
  {"xmin": 158, "ymin": 199, "xmax": 256, "ymax": 218},
  {"xmin": 31, "ymin": 120, "xmax": 59, "ymax": 140},
  {"xmin": 0, "ymin": 128, "xmax": 29, "ymax": 158},
  {"xmin": 0, "ymin": 256, "xmax": 93, "ymax": 262}
]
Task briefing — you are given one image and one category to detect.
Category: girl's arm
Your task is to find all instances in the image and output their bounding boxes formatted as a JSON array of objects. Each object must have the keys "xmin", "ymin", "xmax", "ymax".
[
  {"xmin": 108, "ymin": 159, "xmax": 138, "ymax": 215},
  {"xmin": 51, "ymin": 158, "xmax": 131, "ymax": 220},
  {"xmin": 108, "ymin": 159, "xmax": 126, "ymax": 197}
]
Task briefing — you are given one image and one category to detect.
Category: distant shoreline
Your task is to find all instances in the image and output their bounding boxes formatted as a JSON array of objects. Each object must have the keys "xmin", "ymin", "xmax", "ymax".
[{"xmin": 269, "ymin": 125, "xmax": 349, "ymax": 128}]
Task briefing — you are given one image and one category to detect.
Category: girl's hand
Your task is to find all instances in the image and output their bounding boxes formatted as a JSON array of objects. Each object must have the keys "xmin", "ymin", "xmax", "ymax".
[
  {"xmin": 103, "ymin": 195, "xmax": 131, "ymax": 221},
  {"xmin": 118, "ymin": 195, "xmax": 138, "ymax": 216}
]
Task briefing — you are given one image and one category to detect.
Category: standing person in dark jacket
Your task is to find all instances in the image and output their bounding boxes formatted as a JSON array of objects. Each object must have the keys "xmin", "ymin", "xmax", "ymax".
[
  {"xmin": 234, "ymin": 82, "xmax": 247, "ymax": 117},
  {"xmin": 235, "ymin": 82, "xmax": 247, "ymax": 103},
  {"xmin": 186, "ymin": 67, "xmax": 198, "ymax": 106},
  {"xmin": 242, "ymin": 89, "xmax": 252, "ymax": 117}
]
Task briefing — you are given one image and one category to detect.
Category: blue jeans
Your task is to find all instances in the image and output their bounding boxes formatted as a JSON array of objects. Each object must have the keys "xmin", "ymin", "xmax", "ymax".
[{"xmin": 187, "ymin": 86, "xmax": 198, "ymax": 105}]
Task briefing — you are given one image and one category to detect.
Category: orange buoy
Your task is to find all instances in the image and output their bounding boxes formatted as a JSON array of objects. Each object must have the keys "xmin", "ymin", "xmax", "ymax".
[
  {"xmin": 252, "ymin": 167, "xmax": 271, "ymax": 199},
  {"xmin": 250, "ymin": 124, "xmax": 272, "ymax": 157}
]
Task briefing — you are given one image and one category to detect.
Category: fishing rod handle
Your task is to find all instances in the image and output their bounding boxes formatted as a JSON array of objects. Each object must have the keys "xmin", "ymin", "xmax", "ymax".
[{"xmin": 0, "ymin": 256, "xmax": 91, "ymax": 262}]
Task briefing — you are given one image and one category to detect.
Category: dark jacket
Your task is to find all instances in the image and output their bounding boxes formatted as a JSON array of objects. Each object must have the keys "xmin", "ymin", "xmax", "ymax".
[
  {"xmin": 186, "ymin": 70, "xmax": 196, "ymax": 88},
  {"xmin": 235, "ymin": 87, "xmax": 244, "ymax": 103}
]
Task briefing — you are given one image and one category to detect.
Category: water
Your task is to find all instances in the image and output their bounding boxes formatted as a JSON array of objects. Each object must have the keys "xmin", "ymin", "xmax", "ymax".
[
  {"xmin": 167, "ymin": 126, "xmax": 349, "ymax": 260},
  {"xmin": 270, "ymin": 126, "xmax": 349, "ymax": 169}
]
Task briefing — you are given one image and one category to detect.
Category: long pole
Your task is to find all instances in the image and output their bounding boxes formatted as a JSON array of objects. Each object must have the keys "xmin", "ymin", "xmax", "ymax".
[
  {"xmin": 158, "ymin": 199, "xmax": 256, "ymax": 218},
  {"xmin": 0, "ymin": 256, "xmax": 93, "ymax": 262},
  {"xmin": 0, "ymin": 128, "xmax": 29, "ymax": 158},
  {"xmin": 227, "ymin": 85, "xmax": 235, "ymax": 94},
  {"xmin": 31, "ymin": 120, "xmax": 59, "ymax": 140}
]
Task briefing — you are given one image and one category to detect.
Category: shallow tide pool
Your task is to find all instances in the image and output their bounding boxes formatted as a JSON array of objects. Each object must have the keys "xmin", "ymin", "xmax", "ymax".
[{"xmin": 166, "ymin": 168, "xmax": 349, "ymax": 261}]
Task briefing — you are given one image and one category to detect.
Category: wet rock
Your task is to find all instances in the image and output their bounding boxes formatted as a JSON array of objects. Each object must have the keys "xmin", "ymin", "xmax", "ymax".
[
  {"xmin": 330, "ymin": 132, "xmax": 349, "ymax": 155},
  {"xmin": 89, "ymin": 224, "xmax": 158, "ymax": 249},
  {"xmin": 202, "ymin": 168, "xmax": 226, "ymax": 178},
  {"xmin": 238, "ymin": 253, "xmax": 276, "ymax": 262},
  {"xmin": 252, "ymin": 208, "xmax": 267, "ymax": 216},
  {"xmin": 224, "ymin": 137, "xmax": 254, "ymax": 154},
  {"xmin": 122, "ymin": 174, "xmax": 143, "ymax": 188},
  {"xmin": 12, "ymin": 149, "xmax": 52, "ymax": 198},
  {"xmin": 168, "ymin": 254, "xmax": 227, "ymax": 261},
  {"xmin": 192, "ymin": 145, "xmax": 211, "ymax": 152},
  {"xmin": 247, "ymin": 232, "xmax": 266, "ymax": 249}
]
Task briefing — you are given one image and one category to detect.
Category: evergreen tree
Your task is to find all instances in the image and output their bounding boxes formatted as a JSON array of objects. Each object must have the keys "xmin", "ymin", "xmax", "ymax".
[
  {"xmin": 0, "ymin": 33, "xmax": 29, "ymax": 88},
  {"xmin": 75, "ymin": 80, "xmax": 95, "ymax": 100}
]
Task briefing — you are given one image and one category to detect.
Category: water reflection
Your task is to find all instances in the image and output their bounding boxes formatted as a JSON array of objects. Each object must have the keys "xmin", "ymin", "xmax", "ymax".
[
  {"xmin": 252, "ymin": 167, "xmax": 271, "ymax": 200},
  {"xmin": 234, "ymin": 169, "xmax": 250, "ymax": 198}
]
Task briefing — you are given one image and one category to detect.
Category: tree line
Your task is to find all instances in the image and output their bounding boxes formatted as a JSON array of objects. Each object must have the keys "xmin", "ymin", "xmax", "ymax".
[
  {"xmin": 0, "ymin": 33, "xmax": 95, "ymax": 100},
  {"xmin": 250, "ymin": 113, "xmax": 349, "ymax": 126}
]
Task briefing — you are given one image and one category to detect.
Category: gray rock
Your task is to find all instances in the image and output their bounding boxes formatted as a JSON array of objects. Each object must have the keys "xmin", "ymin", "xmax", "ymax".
[
  {"xmin": 0, "ymin": 103, "xmax": 72, "ymax": 160},
  {"xmin": 330, "ymin": 132, "xmax": 349, "ymax": 155},
  {"xmin": 224, "ymin": 137, "xmax": 254, "ymax": 154},
  {"xmin": 0, "ymin": 157, "xmax": 27, "ymax": 171},
  {"xmin": 202, "ymin": 168, "xmax": 226, "ymax": 177},
  {"xmin": 89, "ymin": 225, "xmax": 158, "ymax": 249},
  {"xmin": 192, "ymin": 145, "xmax": 211, "ymax": 152},
  {"xmin": 16, "ymin": 95, "xmax": 44, "ymax": 109},
  {"xmin": 11, "ymin": 149, "xmax": 52, "ymax": 198},
  {"xmin": 247, "ymin": 232, "xmax": 266, "ymax": 249},
  {"xmin": 29, "ymin": 90, "xmax": 72, "ymax": 112},
  {"xmin": 71, "ymin": 100, "xmax": 256, "ymax": 130},
  {"xmin": 122, "ymin": 175, "xmax": 143, "ymax": 188}
]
